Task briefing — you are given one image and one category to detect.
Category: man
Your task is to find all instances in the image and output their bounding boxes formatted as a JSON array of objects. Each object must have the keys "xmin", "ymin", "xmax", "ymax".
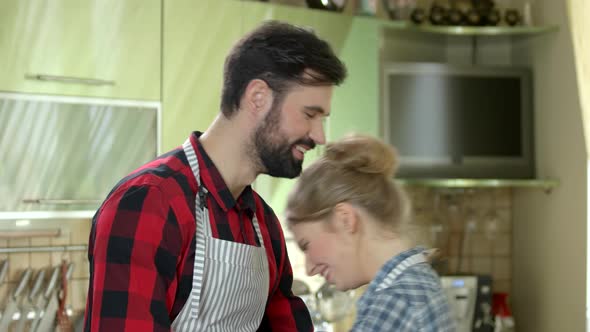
[{"xmin": 85, "ymin": 21, "xmax": 347, "ymax": 331}]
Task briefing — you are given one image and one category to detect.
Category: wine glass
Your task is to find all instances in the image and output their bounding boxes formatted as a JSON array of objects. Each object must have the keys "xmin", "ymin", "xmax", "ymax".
[
  {"xmin": 459, "ymin": 189, "xmax": 479, "ymax": 272},
  {"xmin": 484, "ymin": 190, "xmax": 500, "ymax": 241},
  {"xmin": 315, "ymin": 282, "xmax": 355, "ymax": 324},
  {"xmin": 430, "ymin": 192, "xmax": 449, "ymax": 251},
  {"xmin": 293, "ymin": 279, "xmax": 331, "ymax": 331}
]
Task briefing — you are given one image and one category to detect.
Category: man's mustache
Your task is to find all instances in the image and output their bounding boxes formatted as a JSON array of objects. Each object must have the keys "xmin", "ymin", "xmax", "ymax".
[{"xmin": 292, "ymin": 138, "xmax": 316, "ymax": 150}]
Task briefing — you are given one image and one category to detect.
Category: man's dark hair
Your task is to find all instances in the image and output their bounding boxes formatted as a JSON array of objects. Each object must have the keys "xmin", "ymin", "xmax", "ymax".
[{"xmin": 220, "ymin": 20, "xmax": 347, "ymax": 117}]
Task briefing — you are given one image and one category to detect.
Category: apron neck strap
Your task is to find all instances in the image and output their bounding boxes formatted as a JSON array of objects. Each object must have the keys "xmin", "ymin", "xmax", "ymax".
[{"xmin": 182, "ymin": 138, "xmax": 265, "ymax": 248}]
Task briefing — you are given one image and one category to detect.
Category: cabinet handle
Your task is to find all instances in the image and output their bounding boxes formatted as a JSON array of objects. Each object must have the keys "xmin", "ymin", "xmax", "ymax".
[
  {"xmin": 0, "ymin": 229, "xmax": 61, "ymax": 238},
  {"xmin": 24, "ymin": 74, "xmax": 115, "ymax": 86},
  {"xmin": 22, "ymin": 199, "xmax": 102, "ymax": 205}
]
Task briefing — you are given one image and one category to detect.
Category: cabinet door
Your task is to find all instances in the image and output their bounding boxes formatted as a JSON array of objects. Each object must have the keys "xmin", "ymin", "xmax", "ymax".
[
  {"xmin": 0, "ymin": 94, "xmax": 159, "ymax": 219},
  {"xmin": 0, "ymin": 0, "xmax": 160, "ymax": 100},
  {"xmin": 162, "ymin": 0, "xmax": 246, "ymax": 150}
]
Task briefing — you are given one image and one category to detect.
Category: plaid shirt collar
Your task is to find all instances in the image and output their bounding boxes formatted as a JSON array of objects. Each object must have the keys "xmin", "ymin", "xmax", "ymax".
[
  {"xmin": 360, "ymin": 246, "xmax": 427, "ymax": 304},
  {"xmin": 373, "ymin": 246, "xmax": 426, "ymax": 285},
  {"xmin": 189, "ymin": 131, "xmax": 257, "ymax": 214}
]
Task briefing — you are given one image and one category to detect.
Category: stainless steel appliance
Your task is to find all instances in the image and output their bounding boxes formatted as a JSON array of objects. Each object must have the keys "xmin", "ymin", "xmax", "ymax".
[
  {"xmin": 441, "ymin": 275, "xmax": 494, "ymax": 332},
  {"xmin": 381, "ymin": 62, "xmax": 534, "ymax": 179}
]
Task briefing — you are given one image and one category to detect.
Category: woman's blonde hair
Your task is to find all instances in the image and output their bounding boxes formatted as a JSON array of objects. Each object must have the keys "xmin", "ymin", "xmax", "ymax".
[{"xmin": 286, "ymin": 134, "xmax": 411, "ymax": 233}]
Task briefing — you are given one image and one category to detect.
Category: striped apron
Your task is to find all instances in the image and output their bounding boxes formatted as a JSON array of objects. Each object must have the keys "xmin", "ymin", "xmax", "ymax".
[{"xmin": 172, "ymin": 139, "xmax": 270, "ymax": 332}]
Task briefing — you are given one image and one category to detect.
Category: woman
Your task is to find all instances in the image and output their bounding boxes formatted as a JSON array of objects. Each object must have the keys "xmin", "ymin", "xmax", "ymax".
[{"xmin": 285, "ymin": 134, "xmax": 455, "ymax": 331}]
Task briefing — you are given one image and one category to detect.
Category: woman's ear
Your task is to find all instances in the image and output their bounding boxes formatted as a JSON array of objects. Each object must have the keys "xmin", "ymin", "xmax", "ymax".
[
  {"xmin": 332, "ymin": 202, "xmax": 359, "ymax": 234},
  {"xmin": 242, "ymin": 79, "xmax": 271, "ymax": 116}
]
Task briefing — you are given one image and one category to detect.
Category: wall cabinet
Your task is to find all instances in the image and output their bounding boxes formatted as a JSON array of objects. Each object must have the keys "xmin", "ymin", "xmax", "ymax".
[
  {"xmin": 0, "ymin": 0, "xmax": 160, "ymax": 100},
  {"xmin": 0, "ymin": 93, "xmax": 159, "ymax": 220},
  {"xmin": 162, "ymin": 0, "xmax": 244, "ymax": 151}
]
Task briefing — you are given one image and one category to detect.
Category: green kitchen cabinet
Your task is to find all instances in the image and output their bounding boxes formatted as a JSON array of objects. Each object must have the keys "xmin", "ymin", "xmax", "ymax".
[
  {"xmin": 0, "ymin": 0, "xmax": 160, "ymax": 100},
  {"xmin": 162, "ymin": 0, "xmax": 247, "ymax": 151}
]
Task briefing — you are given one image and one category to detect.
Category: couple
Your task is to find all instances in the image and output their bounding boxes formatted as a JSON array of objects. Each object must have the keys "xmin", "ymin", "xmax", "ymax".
[{"xmin": 85, "ymin": 21, "xmax": 454, "ymax": 331}]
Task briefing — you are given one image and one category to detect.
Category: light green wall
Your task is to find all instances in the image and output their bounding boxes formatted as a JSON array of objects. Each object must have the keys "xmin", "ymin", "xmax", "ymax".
[{"xmin": 330, "ymin": 17, "xmax": 381, "ymax": 140}]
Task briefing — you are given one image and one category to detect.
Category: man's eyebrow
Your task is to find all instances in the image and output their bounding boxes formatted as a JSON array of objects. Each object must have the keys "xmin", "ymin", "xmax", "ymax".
[{"xmin": 304, "ymin": 106, "xmax": 329, "ymax": 116}]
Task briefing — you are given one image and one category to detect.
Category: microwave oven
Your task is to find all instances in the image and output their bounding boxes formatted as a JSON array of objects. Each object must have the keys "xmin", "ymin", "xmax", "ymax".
[{"xmin": 382, "ymin": 62, "xmax": 534, "ymax": 179}]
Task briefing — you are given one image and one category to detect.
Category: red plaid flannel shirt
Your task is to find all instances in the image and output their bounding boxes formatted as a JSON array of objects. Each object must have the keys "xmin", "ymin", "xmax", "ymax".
[{"xmin": 85, "ymin": 132, "xmax": 312, "ymax": 331}]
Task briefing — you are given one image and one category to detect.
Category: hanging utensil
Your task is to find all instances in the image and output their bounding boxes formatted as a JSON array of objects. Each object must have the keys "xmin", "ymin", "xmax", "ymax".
[
  {"xmin": 57, "ymin": 261, "xmax": 74, "ymax": 332},
  {"xmin": 0, "ymin": 260, "xmax": 9, "ymax": 285},
  {"xmin": 14, "ymin": 269, "xmax": 46, "ymax": 332},
  {"xmin": 0, "ymin": 268, "xmax": 32, "ymax": 330},
  {"xmin": 0, "ymin": 259, "xmax": 9, "ymax": 321},
  {"xmin": 36, "ymin": 262, "xmax": 74, "ymax": 332},
  {"xmin": 30, "ymin": 266, "xmax": 60, "ymax": 332}
]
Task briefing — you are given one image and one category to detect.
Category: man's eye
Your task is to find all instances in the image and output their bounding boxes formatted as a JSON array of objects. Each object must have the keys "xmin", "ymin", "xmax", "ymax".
[{"xmin": 304, "ymin": 112, "xmax": 314, "ymax": 119}]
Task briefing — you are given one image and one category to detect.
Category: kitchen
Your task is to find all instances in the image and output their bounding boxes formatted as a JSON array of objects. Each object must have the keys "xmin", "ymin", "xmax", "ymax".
[{"xmin": 0, "ymin": 0, "xmax": 587, "ymax": 331}]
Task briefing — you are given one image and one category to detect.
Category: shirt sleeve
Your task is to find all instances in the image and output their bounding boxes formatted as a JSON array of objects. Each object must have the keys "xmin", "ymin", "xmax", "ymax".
[
  {"xmin": 86, "ymin": 185, "xmax": 184, "ymax": 332},
  {"xmin": 259, "ymin": 215, "xmax": 313, "ymax": 332}
]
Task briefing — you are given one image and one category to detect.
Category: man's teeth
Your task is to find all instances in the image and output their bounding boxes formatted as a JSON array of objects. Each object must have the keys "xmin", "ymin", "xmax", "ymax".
[{"xmin": 296, "ymin": 146, "xmax": 307, "ymax": 153}]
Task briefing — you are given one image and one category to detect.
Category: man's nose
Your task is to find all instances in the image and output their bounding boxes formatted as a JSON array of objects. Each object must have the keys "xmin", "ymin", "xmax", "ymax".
[{"xmin": 309, "ymin": 119, "xmax": 326, "ymax": 146}]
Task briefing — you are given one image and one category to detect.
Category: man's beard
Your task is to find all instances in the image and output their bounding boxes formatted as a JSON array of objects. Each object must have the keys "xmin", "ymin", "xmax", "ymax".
[{"xmin": 253, "ymin": 106, "xmax": 315, "ymax": 179}]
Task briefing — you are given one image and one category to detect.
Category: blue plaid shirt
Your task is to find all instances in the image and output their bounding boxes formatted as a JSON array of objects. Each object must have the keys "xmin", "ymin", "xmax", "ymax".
[{"xmin": 351, "ymin": 247, "xmax": 455, "ymax": 332}]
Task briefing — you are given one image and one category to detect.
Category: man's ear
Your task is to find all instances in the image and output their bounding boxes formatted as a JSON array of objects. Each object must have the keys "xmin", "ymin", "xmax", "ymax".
[
  {"xmin": 242, "ymin": 79, "xmax": 272, "ymax": 116},
  {"xmin": 333, "ymin": 202, "xmax": 359, "ymax": 234}
]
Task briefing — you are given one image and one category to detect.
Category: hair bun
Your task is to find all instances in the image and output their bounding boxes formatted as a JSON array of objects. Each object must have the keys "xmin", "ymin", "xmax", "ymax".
[{"xmin": 324, "ymin": 134, "xmax": 399, "ymax": 178}]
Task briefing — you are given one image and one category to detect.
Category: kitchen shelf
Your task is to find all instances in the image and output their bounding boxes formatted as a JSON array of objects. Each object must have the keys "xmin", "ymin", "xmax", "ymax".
[
  {"xmin": 240, "ymin": 0, "xmax": 559, "ymax": 37},
  {"xmin": 381, "ymin": 20, "xmax": 559, "ymax": 36},
  {"xmin": 396, "ymin": 178, "xmax": 559, "ymax": 191}
]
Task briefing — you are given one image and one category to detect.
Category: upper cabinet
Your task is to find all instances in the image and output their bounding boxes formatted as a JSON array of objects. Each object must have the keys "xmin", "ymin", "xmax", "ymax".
[
  {"xmin": 0, "ymin": 0, "xmax": 161, "ymax": 100},
  {"xmin": 162, "ymin": 0, "xmax": 245, "ymax": 151},
  {"xmin": 0, "ymin": 93, "xmax": 159, "ymax": 219}
]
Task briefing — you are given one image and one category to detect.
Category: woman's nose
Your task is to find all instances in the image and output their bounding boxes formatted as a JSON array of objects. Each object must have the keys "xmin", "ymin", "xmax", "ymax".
[{"xmin": 305, "ymin": 258, "xmax": 317, "ymax": 276}]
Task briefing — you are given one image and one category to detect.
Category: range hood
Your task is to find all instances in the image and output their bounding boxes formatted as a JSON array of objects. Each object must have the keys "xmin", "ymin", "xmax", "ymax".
[{"xmin": 0, "ymin": 93, "xmax": 160, "ymax": 220}]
